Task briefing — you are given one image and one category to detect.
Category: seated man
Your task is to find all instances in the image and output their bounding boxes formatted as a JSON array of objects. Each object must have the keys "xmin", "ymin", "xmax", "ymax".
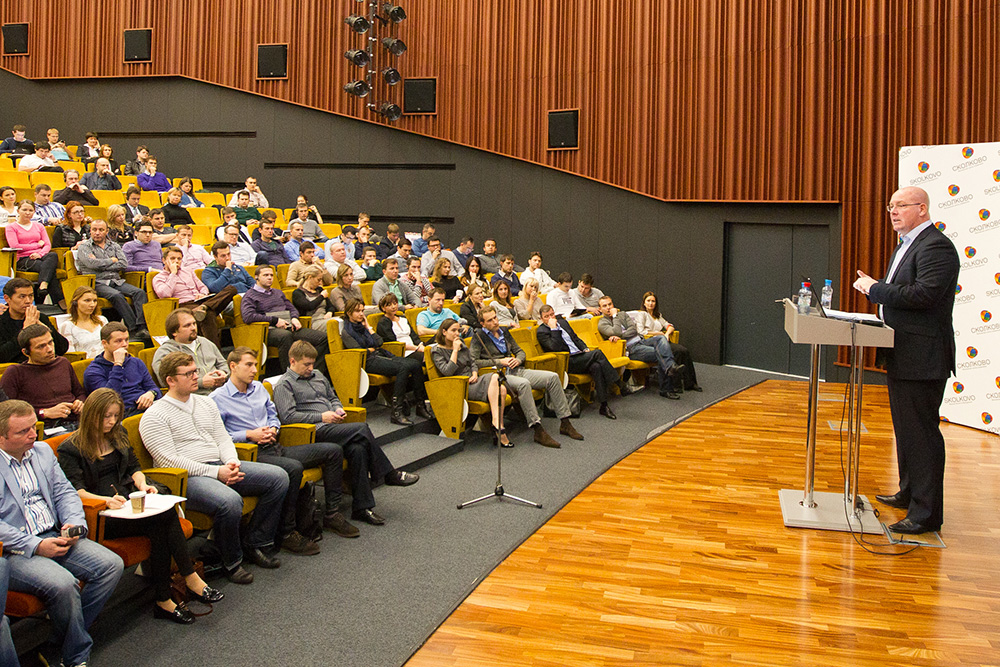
[
  {"xmin": 80, "ymin": 157, "xmax": 122, "ymax": 191},
  {"xmin": 240, "ymin": 265, "xmax": 328, "ymax": 370},
  {"xmin": 323, "ymin": 240, "xmax": 366, "ymax": 281},
  {"xmin": 411, "ymin": 222, "xmax": 434, "ymax": 258},
  {"xmin": 141, "ymin": 351, "xmax": 289, "ymax": 584},
  {"xmin": 470, "ymin": 306, "xmax": 584, "ymax": 447},
  {"xmin": 571, "ymin": 273, "xmax": 605, "ymax": 315},
  {"xmin": 420, "ymin": 236, "xmax": 465, "ymax": 278},
  {"xmin": 53, "ymin": 169, "xmax": 99, "ymax": 206},
  {"xmin": 371, "ymin": 257, "xmax": 420, "ymax": 308},
  {"xmin": 30, "ymin": 183, "xmax": 65, "ymax": 225},
  {"xmin": 228, "ymin": 176, "xmax": 269, "ymax": 208},
  {"xmin": 401, "ymin": 255, "xmax": 433, "ymax": 306},
  {"xmin": 291, "ymin": 203, "xmax": 327, "ymax": 244},
  {"xmin": 452, "ymin": 236, "xmax": 475, "ymax": 269},
  {"xmin": 390, "ymin": 237, "xmax": 413, "ymax": 263},
  {"xmin": 0, "ymin": 556, "xmax": 16, "ymax": 666},
  {"xmin": 76, "ymin": 219, "xmax": 150, "ymax": 338},
  {"xmin": 273, "ymin": 340, "xmax": 418, "ymax": 526},
  {"xmin": 378, "ymin": 223, "xmax": 402, "ymax": 260},
  {"xmin": 519, "ymin": 252, "xmax": 557, "ymax": 294},
  {"xmin": 18, "ymin": 143, "xmax": 62, "ymax": 173},
  {"xmin": 202, "ymin": 240, "xmax": 256, "ymax": 295},
  {"xmin": 123, "ymin": 220, "xmax": 164, "ymax": 273},
  {"xmin": 536, "ymin": 304, "xmax": 634, "ymax": 420},
  {"xmin": 148, "ymin": 208, "xmax": 177, "ymax": 245},
  {"xmin": 123, "ymin": 186, "xmax": 150, "ymax": 227},
  {"xmin": 231, "ymin": 190, "xmax": 262, "ymax": 226},
  {"xmin": 153, "ymin": 308, "xmax": 229, "ymax": 393},
  {"xmin": 0, "ymin": 124, "xmax": 35, "ymax": 154},
  {"xmin": 547, "ymin": 272, "xmax": 588, "ymax": 318},
  {"xmin": 0, "ymin": 278, "xmax": 69, "ymax": 363},
  {"xmin": 285, "ymin": 241, "xmax": 333, "ymax": 288},
  {"xmin": 136, "ymin": 155, "xmax": 171, "ymax": 193},
  {"xmin": 0, "ymin": 324, "xmax": 86, "ymax": 429},
  {"xmin": 416, "ymin": 288, "xmax": 469, "ymax": 337},
  {"xmin": 153, "ymin": 245, "xmax": 236, "ymax": 348},
  {"xmin": 44, "ymin": 127, "xmax": 71, "ymax": 160},
  {"xmin": 597, "ymin": 296, "xmax": 683, "ymax": 400},
  {"xmin": 211, "ymin": 347, "xmax": 358, "ymax": 551},
  {"xmin": 83, "ymin": 322, "xmax": 162, "ymax": 416},
  {"xmin": 121, "ymin": 144, "xmax": 148, "ymax": 176},
  {"xmin": 489, "ymin": 254, "xmax": 522, "ymax": 296},
  {"xmin": 477, "ymin": 238, "xmax": 523, "ymax": 274},
  {"xmin": 0, "ymin": 400, "xmax": 124, "ymax": 667},
  {"xmin": 359, "ymin": 246, "xmax": 383, "ymax": 281},
  {"xmin": 285, "ymin": 220, "xmax": 324, "ymax": 261},
  {"xmin": 249, "ymin": 209, "xmax": 285, "ymax": 241},
  {"xmin": 220, "ymin": 223, "xmax": 257, "ymax": 265},
  {"xmin": 252, "ymin": 219, "xmax": 292, "ymax": 266}
]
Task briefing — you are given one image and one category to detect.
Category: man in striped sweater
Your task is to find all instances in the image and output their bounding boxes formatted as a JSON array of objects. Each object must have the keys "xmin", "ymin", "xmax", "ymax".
[{"xmin": 139, "ymin": 351, "xmax": 289, "ymax": 585}]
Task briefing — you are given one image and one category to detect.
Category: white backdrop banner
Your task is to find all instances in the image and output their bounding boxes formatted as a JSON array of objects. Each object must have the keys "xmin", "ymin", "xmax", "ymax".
[{"xmin": 899, "ymin": 142, "xmax": 1000, "ymax": 435}]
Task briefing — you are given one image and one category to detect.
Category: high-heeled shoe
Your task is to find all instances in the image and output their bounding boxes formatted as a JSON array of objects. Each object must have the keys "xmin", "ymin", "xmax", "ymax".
[
  {"xmin": 187, "ymin": 584, "xmax": 224, "ymax": 603},
  {"xmin": 492, "ymin": 425, "xmax": 514, "ymax": 448},
  {"xmin": 154, "ymin": 602, "xmax": 195, "ymax": 624}
]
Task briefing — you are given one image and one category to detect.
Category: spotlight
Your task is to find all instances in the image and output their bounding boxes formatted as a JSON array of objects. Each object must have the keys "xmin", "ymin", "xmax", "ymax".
[
  {"xmin": 381, "ymin": 37, "xmax": 407, "ymax": 56},
  {"xmin": 375, "ymin": 102, "xmax": 402, "ymax": 121},
  {"xmin": 381, "ymin": 67, "xmax": 401, "ymax": 85},
  {"xmin": 344, "ymin": 15, "xmax": 370, "ymax": 33},
  {"xmin": 344, "ymin": 80, "xmax": 371, "ymax": 98},
  {"xmin": 381, "ymin": 4, "xmax": 406, "ymax": 23},
  {"xmin": 344, "ymin": 49, "xmax": 370, "ymax": 67}
]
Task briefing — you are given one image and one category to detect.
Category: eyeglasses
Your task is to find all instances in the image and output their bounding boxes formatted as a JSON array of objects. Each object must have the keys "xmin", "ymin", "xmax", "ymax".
[
  {"xmin": 885, "ymin": 203, "xmax": 921, "ymax": 212},
  {"xmin": 171, "ymin": 369, "xmax": 199, "ymax": 379}
]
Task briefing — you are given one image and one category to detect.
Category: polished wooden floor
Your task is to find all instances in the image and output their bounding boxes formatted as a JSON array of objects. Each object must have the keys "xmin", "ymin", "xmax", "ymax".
[{"xmin": 406, "ymin": 380, "xmax": 1000, "ymax": 667}]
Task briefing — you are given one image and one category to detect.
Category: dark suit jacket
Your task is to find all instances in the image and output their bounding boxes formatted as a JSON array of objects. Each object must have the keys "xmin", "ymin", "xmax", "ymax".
[
  {"xmin": 124, "ymin": 203, "xmax": 149, "ymax": 226},
  {"xmin": 459, "ymin": 300, "xmax": 483, "ymax": 329},
  {"xmin": 469, "ymin": 327, "xmax": 526, "ymax": 369},
  {"xmin": 536, "ymin": 318, "xmax": 587, "ymax": 355},
  {"xmin": 867, "ymin": 224, "xmax": 960, "ymax": 381}
]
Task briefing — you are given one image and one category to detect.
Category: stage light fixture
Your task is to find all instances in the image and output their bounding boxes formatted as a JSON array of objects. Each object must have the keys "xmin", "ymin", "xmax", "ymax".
[
  {"xmin": 344, "ymin": 49, "xmax": 370, "ymax": 67},
  {"xmin": 344, "ymin": 80, "xmax": 371, "ymax": 98},
  {"xmin": 381, "ymin": 67, "xmax": 401, "ymax": 85},
  {"xmin": 381, "ymin": 4, "xmax": 406, "ymax": 23},
  {"xmin": 375, "ymin": 102, "xmax": 402, "ymax": 121},
  {"xmin": 344, "ymin": 15, "xmax": 370, "ymax": 33},
  {"xmin": 381, "ymin": 37, "xmax": 406, "ymax": 56}
]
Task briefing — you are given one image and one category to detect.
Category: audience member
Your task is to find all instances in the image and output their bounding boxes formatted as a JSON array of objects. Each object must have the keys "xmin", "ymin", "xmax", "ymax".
[
  {"xmin": 252, "ymin": 219, "xmax": 291, "ymax": 266},
  {"xmin": 411, "ymin": 222, "xmax": 435, "ymax": 258},
  {"xmin": 291, "ymin": 265, "xmax": 335, "ymax": 331},
  {"xmin": 76, "ymin": 219, "xmax": 150, "ymax": 338},
  {"xmin": 476, "ymin": 238, "xmax": 522, "ymax": 274},
  {"xmin": 77, "ymin": 131, "xmax": 101, "ymax": 162},
  {"xmin": 30, "ymin": 183, "xmax": 65, "ymax": 225},
  {"xmin": 514, "ymin": 278, "xmax": 544, "ymax": 321},
  {"xmin": 489, "ymin": 280, "xmax": 519, "ymax": 328},
  {"xmin": 0, "ymin": 186, "xmax": 17, "ymax": 227},
  {"xmin": 359, "ymin": 246, "xmax": 383, "ymax": 281},
  {"xmin": 152, "ymin": 308, "xmax": 229, "ymax": 392},
  {"xmin": 18, "ymin": 143, "xmax": 62, "ymax": 173},
  {"xmin": 53, "ymin": 170, "xmax": 99, "ymax": 205},
  {"xmin": 285, "ymin": 241, "xmax": 332, "ymax": 288},
  {"xmin": 58, "ymin": 286, "xmax": 108, "ymax": 359},
  {"xmin": 634, "ymin": 290, "xmax": 701, "ymax": 391},
  {"xmin": 459, "ymin": 283, "xmax": 487, "ymax": 329},
  {"xmin": 1, "ymin": 324, "xmax": 86, "ymax": 428},
  {"xmin": 123, "ymin": 220, "xmax": 164, "ymax": 272},
  {"xmin": 83, "ymin": 322, "xmax": 162, "ymax": 416},
  {"xmin": 5, "ymin": 199, "xmax": 66, "ymax": 308},
  {"xmin": 80, "ymin": 157, "xmax": 122, "ymax": 191},
  {"xmin": 97, "ymin": 143, "xmax": 119, "ymax": 173},
  {"xmin": 520, "ymin": 252, "xmax": 556, "ymax": 294},
  {"xmin": 324, "ymin": 240, "xmax": 367, "ymax": 282},
  {"xmin": 334, "ymin": 225, "xmax": 358, "ymax": 260},
  {"xmin": 548, "ymin": 272, "xmax": 586, "ymax": 318},
  {"xmin": 0, "ymin": 278, "xmax": 69, "ymax": 363},
  {"xmin": 452, "ymin": 236, "xmax": 475, "ymax": 269},
  {"xmin": 597, "ymin": 296, "xmax": 683, "ymax": 399},
  {"xmin": 51, "ymin": 200, "xmax": 91, "ymax": 249},
  {"xmin": 105, "ymin": 204, "xmax": 134, "ymax": 245},
  {"xmin": 295, "ymin": 195, "xmax": 322, "ymax": 224},
  {"xmin": 123, "ymin": 186, "xmax": 149, "ymax": 226},
  {"xmin": 174, "ymin": 224, "xmax": 212, "ymax": 270},
  {"xmin": 153, "ymin": 246, "xmax": 235, "ymax": 348},
  {"xmin": 390, "ymin": 237, "xmax": 413, "ymax": 263},
  {"xmin": 45, "ymin": 128, "xmax": 71, "ymax": 160},
  {"xmin": 177, "ymin": 177, "xmax": 204, "ymax": 207},
  {"xmin": 162, "ymin": 188, "xmax": 195, "ymax": 227},
  {"xmin": 221, "ymin": 224, "xmax": 256, "ymax": 266},
  {"xmin": 431, "ymin": 257, "xmax": 462, "ymax": 299},
  {"xmin": 329, "ymin": 264, "xmax": 366, "ymax": 314},
  {"xmin": 417, "ymin": 288, "xmax": 468, "ymax": 337},
  {"xmin": 202, "ymin": 240, "xmax": 256, "ymax": 295},
  {"xmin": 285, "ymin": 220, "xmax": 322, "ymax": 261},
  {"xmin": 291, "ymin": 203, "xmax": 327, "ymax": 243},
  {"xmin": 401, "ymin": 255, "xmax": 433, "ymax": 306},
  {"xmin": 228, "ymin": 176, "xmax": 269, "ymax": 208},
  {"xmin": 0, "ymin": 124, "xmax": 35, "ymax": 154},
  {"xmin": 353, "ymin": 225, "xmax": 377, "ymax": 261},
  {"xmin": 148, "ymin": 208, "xmax": 178, "ymax": 245},
  {"xmin": 371, "ymin": 257, "xmax": 420, "ymax": 308},
  {"xmin": 250, "ymin": 209, "xmax": 284, "ymax": 241},
  {"xmin": 378, "ymin": 223, "xmax": 402, "ymax": 260},
  {"xmin": 460, "ymin": 255, "xmax": 492, "ymax": 300},
  {"xmin": 375, "ymin": 293, "xmax": 426, "ymax": 364},
  {"xmin": 420, "ymin": 236, "xmax": 465, "ymax": 279},
  {"xmin": 231, "ymin": 190, "xmax": 262, "ymax": 225},
  {"xmin": 490, "ymin": 254, "xmax": 522, "ymax": 296},
  {"xmin": 137, "ymin": 155, "xmax": 170, "ymax": 192},
  {"xmin": 122, "ymin": 145, "xmax": 147, "ymax": 176},
  {"xmin": 571, "ymin": 274, "xmax": 605, "ymax": 315},
  {"xmin": 241, "ymin": 265, "xmax": 328, "ymax": 369}
]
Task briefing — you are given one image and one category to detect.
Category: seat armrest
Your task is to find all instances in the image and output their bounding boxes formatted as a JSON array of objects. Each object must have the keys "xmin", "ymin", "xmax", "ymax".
[
  {"xmin": 124, "ymin": 271, "xmax": 145, "ymax": 290},
  {"xmin": 235, "ymin": 442, "xmax": 258, "ymax": 461},
  {"xmin": 382, "ymin": 341, "xmax": 405, "ymax": 358},
  {"xmin": 143, "ymin": 467, "xmax": 189, "ymax": 496},
  {"xmin": 278, "ymin": 424, "xmax": 316, "ymax": 447},
  {"xmin": 525, "ymin": 352, "xmax": 559, "ymax": 374},
  {"xmin": 597, "ymin": 339, "xmax": 625, "ymax": 358},
  {"xmin": 80, "ymin": 497, "xmax": 106, "ymax": 539},
  {"xmin": 343, "ymin": 407, "xmax": 367, "ymax": 423}
]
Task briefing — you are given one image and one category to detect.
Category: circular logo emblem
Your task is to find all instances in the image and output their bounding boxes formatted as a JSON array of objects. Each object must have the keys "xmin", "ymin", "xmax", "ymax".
[
  {"xmin": 962, "ymin": 146, "xmax": 974, "ymax": 158},
  {"xmin": 983, "ymin": 412, "xmax": 994, "ymax": 425},
  {"xmin": 935, "ymin": 221, "xmax": 947, "ymax": 231},
  {"xmin": 948, "ymin": 184, "xmax": 960, "ymax": 196},
  {"xmin": 955, "ymin": 284, "xmax": 963, "ymax": 294},
  {"xmin": 967, "ymin": 346, "xmax": 978, "ymax": 358},
  {"xmin": 982, "ymin": 311, "xmax": 993, "ymax": 323},
  {"xmin": 965, "ymin": 246, "xmax": 977, "ymax": 258},
  {"xmin": 953, "ymin": 382, "xmax": 964, "ymax": 393},
  {"xmin": 918, "ymin": 162, "xmax": 930, "ymax": 173},
  {"xmin": 994, "ymin": 169, "xmax": 1000, "ymax": 182},
  {"xmin": 980, "ymin": 209, "xmax": 991, "ymax": 221}
]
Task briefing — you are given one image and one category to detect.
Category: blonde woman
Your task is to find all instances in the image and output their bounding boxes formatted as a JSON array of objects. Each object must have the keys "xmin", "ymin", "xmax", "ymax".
[
  {"xmin": 292, "ymin": 265, "xmax": 335, "ymax": 330},
  {"xmin": 489, "ymin": 280, "xmax": 518, "ymax": 328},
  {"xmin": 105, "ymin": 204, "xmax": 134, "ymax": 245},
  {"xmin": 58, "ymin": 286, "xmax": 109, "ymax": 358},
  {"xmin": 430, "ymin": 257, "xmax": 462, "ymax": 300},
  {"xmin": 514, "ymin": 277, "xmax": 543, "ymax": 321}
]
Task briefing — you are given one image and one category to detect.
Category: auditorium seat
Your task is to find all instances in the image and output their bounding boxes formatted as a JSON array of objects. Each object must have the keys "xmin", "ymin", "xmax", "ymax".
[{"xmin": 422, "ymin": 344, "xmax": 512, "ymax": 439}]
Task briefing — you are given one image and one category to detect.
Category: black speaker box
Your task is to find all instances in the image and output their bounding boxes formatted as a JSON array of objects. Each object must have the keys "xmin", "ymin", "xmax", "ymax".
[
  {"xmin": 404, "ymin": 78, "xmax": 436, "ymax": 114},
  {"xmin": 124, "ymin": 29, "xmax": 152, "ymax": 62},
  {"xmin": 2, "ymin": 23, "xmax": 29, "ymax": 55},
  {"xmin": 548, "ymin": 110, "xmax": 579, "ymax": 149},
  {"xmin": 257, "ymin": 44, "xmax": 288, "ymax": 79}
]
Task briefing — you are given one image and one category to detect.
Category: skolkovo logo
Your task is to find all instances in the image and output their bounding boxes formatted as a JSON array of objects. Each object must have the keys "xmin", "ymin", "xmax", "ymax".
[
  {"xmin": 948, "ymin": 184, "xmax": 961, "ymax": 196},
  {"xmin": 994, "ymin": 169, "xmax": 1000, "ymax": 182},
  {"xmin": 918, "ymin": 162, "xmax": 930, "ymax": 173},
  {"xmin": 996, "ymin": 376, "xmax": 1000, "ymax": 389},
  {"xmin": 962, "ymin": 146, "xmax": 974, "ymax": 158},
  {"xmin": 984, "ymin": 412, "xmax": 994, "ymax": 425},
  {"xmin": 996, "ymin": 273, "xmax": 1000, "ymax": 285},
  {"xmin": 983, "ymin": 310, "xmax": 993, "ymax": 323},
  {"xmin": 953, "ymin": 381, "xmax": 964, "ymax": 393},
  {"xmin": 965, "ymin": 246, "xmax": 977, "ymax": 258},
  {"xmin": 980, "ymin": 209, "xmax": 991, "ymax": 221},
  {"xmin": 935, "ymin": 221, "xmax": 947, "ymax": 232},
  {"xmin": 955, "ymin": 283, "xmax": 962, "ymax": 294},
  {"xmin": 967, "ymin": 346, "xmax": 978, "ymax": 358}
]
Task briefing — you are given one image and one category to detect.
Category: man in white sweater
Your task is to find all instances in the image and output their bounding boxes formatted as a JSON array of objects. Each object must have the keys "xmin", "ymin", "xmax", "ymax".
[{"xmin": 139, "ymin": 351, "xmax": 289, "ymax": 585}]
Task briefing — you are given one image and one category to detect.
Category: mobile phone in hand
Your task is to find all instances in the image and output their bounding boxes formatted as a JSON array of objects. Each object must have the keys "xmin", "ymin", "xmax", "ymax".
[{"xmin": 61, "ymin": 525, "xmax": 84, "ymax": 538}]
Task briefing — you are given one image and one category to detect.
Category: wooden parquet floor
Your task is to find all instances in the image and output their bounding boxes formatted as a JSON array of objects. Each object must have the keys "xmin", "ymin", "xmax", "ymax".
[{"xmin": 406, "ymin": 379, "xmax": 1000, "ymax": 667}]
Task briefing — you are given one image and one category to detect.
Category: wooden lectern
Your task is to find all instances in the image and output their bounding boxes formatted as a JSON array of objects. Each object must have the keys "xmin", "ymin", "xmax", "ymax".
[{"xmin": 779, "ymin": 299, "xmax": 895, "ymax": 533}]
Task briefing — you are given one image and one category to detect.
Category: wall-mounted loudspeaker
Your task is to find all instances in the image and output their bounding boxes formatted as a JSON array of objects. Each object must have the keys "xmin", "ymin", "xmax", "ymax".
[
  {"xmin": 403, "ymin": 78, "xmax": 436, "ymax": 114},
  {"xmin": 548, "ymin": 110, "xmax": 579, "ymax": 150},
  {"xmin": 123, "ymin": 29, "xmax": 152, "ymax": 62},
  {"xmin": 257, "ymin": 44, "xmax": 288, "ymax": 79},
  {"xmin": 2, "ymin": 23, "xmax": 29, "ymax": 55}
]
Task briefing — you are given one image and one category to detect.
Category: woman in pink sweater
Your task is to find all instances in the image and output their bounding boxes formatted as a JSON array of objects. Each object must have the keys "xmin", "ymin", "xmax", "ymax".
[{"xmin": 5, "ymin": 200, "xmax": 65, "ymax": 309}]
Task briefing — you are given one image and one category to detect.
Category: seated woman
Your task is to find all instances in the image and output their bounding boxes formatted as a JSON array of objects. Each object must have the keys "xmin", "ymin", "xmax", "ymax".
[
  {"xmin": 162, "ymin": 188, "xmax": 195, "ymax": 227},
  {"xmin": 177, "ymin": 177, "xmax": 204, "ymax": 208},
  {"xmin": 291, "ymin": 265, "xmax": 335, "ymax": 331},
  {"xmin": 400, "ymin": 255, "xmax": 433, "ymax": 306},
  {"xmin": 341, "ymin": 298, "xmax": 428, "ymax": 425},
  {"xmin": 634, "ymin": 290, "xmax": 701, "ymax": 392},
  {"xmin": 5, "ymin": 199, "xmax": 66, "ymax": 309},
  {"xmin": 105, "ymin": 204, "xmax": 134, "ymax": 245},
  {"xmin": 0, "ymin": 186, "xmax": 17, "ymax": 227},
  {"xmin": 328, "ymin": 264, "xmax": 365, "ymax": 314},
  {"xmin": 460, "ymin": 255, "xmax": 491, "ymax": 300},
  {"xmin": 136, "ymin": 155, "xmax": 170, "ymax": 192},
  {"xmin": 174, "ymin": 224, "xmax": 212, "ymax": 271},
  {"xmin": 431, "ymin": 257, "xmax": 463, "ymax": 300},
  {"xmin": 488, "ymin": 280, "xmax": 518, "ymax": 329},
  {"xmin": 97, "ymin": 143, "xmax": 119, "ymax": 174},
  {"xmin": 57, "ymin": 388, "xmax": 224, "ymax": 625},
  {"xmin": 58, "ymin": 286, "xmax": 108, "ymax": 358},
  {"xmin": 375, "ymin": 293, "xmax": 433, "ymax": 418},
  {"xmin": 431, "ymin": 317, "xmax": 511, "ymax": 447},
  {"xmin": 52, "ymin": 200, "xmax": 92, "ymax": 249},
  {"xmin": 514, "ymin": 277, "xmax": 544, "ymax": 321},
  {"xmin": 459, "ymin": 283, "xmax": 487, "ymax": 329}
]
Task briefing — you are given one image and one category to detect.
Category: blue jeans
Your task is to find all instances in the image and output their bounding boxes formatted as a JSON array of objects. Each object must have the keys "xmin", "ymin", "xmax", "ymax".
[
  {"xmin": 0, "ymin": 557, "xmax": 19, "ymax": 667},
  {"xmin": 185, "ymin": 460, "xmax": 289, "ymax": 570},
  {"xmin": 628, "ymin": 336, "xmax": 676, "ymax": 392},
  {"xmin": 6, "ymin": 534, "xmax": 124, "ymax": 666}
]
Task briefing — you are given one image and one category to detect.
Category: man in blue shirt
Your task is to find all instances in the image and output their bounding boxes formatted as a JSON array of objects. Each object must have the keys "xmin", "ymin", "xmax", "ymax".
[
  {"xmin": 411, "ymin": 222, "xmax": 435, "ymax": 258},
  {"xmin": 83, "ymin": 323, "xmax": 161, "ymax": 416},
  {"xmin": 284, "ymin": 221, "xmax": 324, "ymax": 262},
  {"xmin": 416, "ymin": 288, "xmax": 470, "ymax": 337},
  {"xmin": 211, "ymin": 347, "xmax": 359, "ymax": 551},
  {"xmin": 202, "ymin": 241, "xmax": 255, "ymax": 294}
]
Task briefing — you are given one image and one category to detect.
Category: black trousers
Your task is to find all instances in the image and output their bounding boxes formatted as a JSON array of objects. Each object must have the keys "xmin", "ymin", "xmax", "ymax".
[
  {"xmin": 366, "ymin": 350, "xmax": 426, "ymax": 400},
  {"xmin": 568, "ymin": 349, "xmax": 619, "ymax": 403},
  {"xmin": 258, "ymin": 441, "xmax": 344, "ymax": 538},
  {"xmin": 669, "ymin": 342, "xmax": 699, "ymax": 390},
  {"xmin": 315, "ymin": 422, "xmax": 393, "ymax": 511},
  {"xmin": 104, "ymin": 509, "xmax": 194, "ymax": 602},
  {"xmin": 268, "ymin": 326, "xmax": 329, "ymax": 370},
  {"xmin": 17, "ymin": 254, "xmax": 65, "ymax": 304}
]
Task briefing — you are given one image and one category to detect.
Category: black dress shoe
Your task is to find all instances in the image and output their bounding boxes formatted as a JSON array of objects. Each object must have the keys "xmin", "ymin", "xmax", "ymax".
[
  {"xmin": 154, "ymin": 603, "xmax": 195, "ymax": 624},
  {"xmin": 187, "ymin": 584, "xmax": 224, "ymax": 603},
  {"xmin": 384, "ymin": 470, "xmax": 419, "ymax": 486},
  {"xmin": 599, "ymin": 403, "xmax": 617, "ymax": 420},
  {"xmin": 688, "ymin": 385, "xmax": 703, "ymax": 392},
  {"xmin": 244, "ymin": 546, "xmax": 281, "ymax": 569},
  {"xmin": 225, "ymin": 565, "xmax": 254, "ymax": 584},
  {"xmin": 352, "ymin": 508, "xmax": 386, "ymax": 525},
  {"xmin": 888, "ymin": 517, "xmax": 937, "ymax": 534},
  {"xmin": 415, "ymin": 401, "xmax": 434, "ymax": 420},
  {"xmin": 617, "ymin": 383, "xmax": 636, "ymax": 397},
  {"xmin": 659, "ymin": 390, "xmax": 681, "ymax": 400},
  {"xmin": 875, "ymin": 492, "xmax": 910, "ymax": 510}
]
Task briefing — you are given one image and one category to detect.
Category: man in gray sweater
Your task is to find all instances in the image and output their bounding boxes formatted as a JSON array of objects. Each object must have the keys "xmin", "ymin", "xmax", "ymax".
[
  {"xmin": 596, "ymin": 296, "xmax": 683, "ymax": 400},
  {"xmin": 151, "ymin": 308, "xmax": 229, "ymax": 393}
]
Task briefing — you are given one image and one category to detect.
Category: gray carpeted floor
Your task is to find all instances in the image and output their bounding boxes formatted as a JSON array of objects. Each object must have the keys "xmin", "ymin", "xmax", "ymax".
[{"xmin": 40, "ymin": 364, "xmax": 778, "ymax": 666}]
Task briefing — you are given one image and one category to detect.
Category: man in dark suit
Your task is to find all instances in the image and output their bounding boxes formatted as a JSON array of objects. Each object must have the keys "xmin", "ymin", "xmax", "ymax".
[
  {"xmin": 123, "ymin": 187, "xmax": 149, "ymax": 226},
  {"xmin": 853, "ymin": 185, "xmax": 960, "ymax": 534},
  {"xmin": 536, "ymin": 304, "xmax": 634, "ymax": 419}
]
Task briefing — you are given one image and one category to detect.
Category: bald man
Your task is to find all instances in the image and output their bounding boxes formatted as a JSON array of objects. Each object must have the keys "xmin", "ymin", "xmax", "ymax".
[{"xmin": 853, "ymin": 185, "xmax": 959, "ymax": 534}]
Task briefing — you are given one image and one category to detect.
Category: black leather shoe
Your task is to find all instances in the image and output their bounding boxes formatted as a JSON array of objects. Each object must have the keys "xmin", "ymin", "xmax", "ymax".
[
  {"xmin": 244, "ymin": 546, "xmax": 281, "ymax": 569},
  {"xmin": 352, "ymin": 508, "xmax": 386, "ymax": 525},
  {"xmin": 875, "ymin": 493, "xmax": 910, "ymax": 510},
  {"xmin": 617, "ymin": 382, "xmax": 637, "ymax": 397},
  {"xmin": 888, "ymin": 517, "xmax": 937, "ymax": 534},
  {"xmin": 688, "ymin": 385, "xmax": 704, "ymax": 392},
  {"xmin": 154, "ymin": 603, "xmax": 195, "ymax": 624},
  {"xmin": 415, "ymin": 401, "xmax": 434, "ymax": 420},
  {"xmin": 225, "ymin": 565, "xmax": 254, "ymax": 584},
  {"xmin": 385, "ymin": 470, "xmax": 419, "ymax": 486},
  {"xmin": 599, "ymin": 403, "xmax": 617, "ymax": 420},
  {"xmin": 187, "ymin": 584, "xmax": 224, "ymax": 603},
  {"xmin": 659, "ymin": 390, "xmax": 681, "ymax": 400}
]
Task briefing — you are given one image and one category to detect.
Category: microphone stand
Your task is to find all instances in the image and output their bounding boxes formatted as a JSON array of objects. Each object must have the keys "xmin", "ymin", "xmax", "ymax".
[{"xmin": 457, "ymin": 324, "xmax": 542, "ymax": 511}]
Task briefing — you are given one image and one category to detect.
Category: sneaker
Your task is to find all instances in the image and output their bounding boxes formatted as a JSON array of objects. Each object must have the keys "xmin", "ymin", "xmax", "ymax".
[
  {"xmin": 281, "ymin": 530, "xmax": 321, "ymax": 555},
  {"xmin": 323, "ymin": 512, "xmax": 360, "ymax": 538},
  {"xmin": 384, "ymin": 470, "xmax": 419, "ymax": 486}
]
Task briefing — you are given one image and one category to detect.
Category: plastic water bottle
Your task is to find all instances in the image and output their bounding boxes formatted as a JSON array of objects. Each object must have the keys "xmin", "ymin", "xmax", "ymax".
[
  {"xmin": 821, "ymin": 279, "xmax": 833, "ymax": 310},
  {"xmin": 797, "ymin": 282, "xmax": 811, "ymax": 315}
]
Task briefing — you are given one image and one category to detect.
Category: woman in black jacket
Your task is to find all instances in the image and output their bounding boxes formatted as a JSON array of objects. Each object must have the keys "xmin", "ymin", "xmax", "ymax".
[
  {"xmin": 161, "ymin": 188, "xmax": 195, "ymax": 227},
  {"xmin": 51, "ymin": 200, "xmax": 91, "ymax": 249},
  {"xmin": 57, "ymin": 389, "xmax": 223, "ymax": 625},
  {"xmin": 291, "ymin": 265, "xmax": 335, "ymax": 331},
  {"xmin": 459, "ymin": 283, "xmax": 487, "ymax": 329},
  {"xmin": 376, "ymin": 293, "xmax": 433, "ymax": 419}
]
